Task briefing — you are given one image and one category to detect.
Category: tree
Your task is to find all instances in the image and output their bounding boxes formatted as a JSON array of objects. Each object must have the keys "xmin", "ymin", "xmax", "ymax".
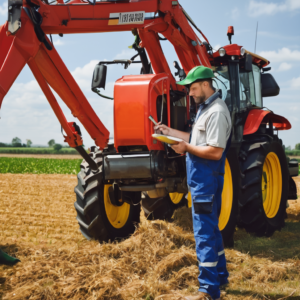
[
  {"xmin": 26, "ymin": 139, "xmax": 32, "ymax": 148},
  {"xmin": 48, "ymin": 139, "xmax": 55, "ymax": 147},
  {"xmin": 295, "ymin": 143, "xmax": 300, "ymax": 151},
  {"xmin": 12, "ymin": 137, "xmax": 22, "ymax": 147},
  {"xmin": 53, "ymin": 144, "xmax": 62, "ymax": 151},
  {"xmin": 286, "ymin": 146, "xmax": 291, "ymax": 151}
]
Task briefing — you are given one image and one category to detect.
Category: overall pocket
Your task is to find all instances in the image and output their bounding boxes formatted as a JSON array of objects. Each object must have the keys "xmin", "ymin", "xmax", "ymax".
[{"xmin": 193, "ymin": 194, "xmax": 214, "ymax": 214}]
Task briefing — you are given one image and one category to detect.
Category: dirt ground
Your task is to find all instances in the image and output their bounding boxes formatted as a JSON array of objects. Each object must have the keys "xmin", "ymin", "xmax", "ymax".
[
  {"xmin": 0, "ymin": 154, "xmax": 82, "ymax": 159},
  {"xmin": 0, "ymin": 174, "xmax": 299, "ymax": 300}
]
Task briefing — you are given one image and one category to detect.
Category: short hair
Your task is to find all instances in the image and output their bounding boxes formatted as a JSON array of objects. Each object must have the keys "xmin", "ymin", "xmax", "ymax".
[{"xmin": 192, "ymin": 78, "xmax": 213, "ymax": 88}]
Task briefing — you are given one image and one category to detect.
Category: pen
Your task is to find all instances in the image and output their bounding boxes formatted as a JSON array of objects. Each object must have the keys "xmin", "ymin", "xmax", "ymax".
[{"xmin": 149, "ymin": 115, "xmax": 158, "ymax": 125}]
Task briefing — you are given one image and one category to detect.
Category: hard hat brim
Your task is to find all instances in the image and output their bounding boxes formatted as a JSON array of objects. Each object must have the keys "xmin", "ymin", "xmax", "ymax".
[{"xmin": 177, "ymin": 76, "xmax": 215, "ymax": 86}]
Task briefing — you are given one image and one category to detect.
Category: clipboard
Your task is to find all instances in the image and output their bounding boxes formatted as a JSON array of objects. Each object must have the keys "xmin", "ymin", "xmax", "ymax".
[{"xmin": 152, "ymin": 134, "xmax": 183, "ymax": 145}]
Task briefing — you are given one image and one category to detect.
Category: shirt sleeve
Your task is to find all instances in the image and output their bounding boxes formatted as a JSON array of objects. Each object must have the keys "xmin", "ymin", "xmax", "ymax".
[{"xmin": 205, "ymin": 112, "xmax": 229, "ymax": 149}]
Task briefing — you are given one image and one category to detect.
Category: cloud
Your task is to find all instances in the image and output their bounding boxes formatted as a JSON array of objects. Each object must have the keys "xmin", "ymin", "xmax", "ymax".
[
  {"xmin": 0, "ymin": 59, "xmax": 116, "ymax": 146},
  {"xmin": 291, "ymin": 77, "xmax": 300, "ymax": 89},
  {"xmin": 249, "ymin": 0, "xmax": 300, "ymax": 17},
  {"xmin": 53, "ymin": 39, "xmax": 65, "ymax": 46},
  {"xmin": 213, "ymin": 44, "xmax": 221, "ymax": 51},
  {"xmin": 114, "ymin": 49, "xmax": 136, "ymax": 60},
  {"xmin": 71, "ymin": 59, "xmax": 99, "ymax": 91},
  {"xmin": 259, "ymin": 47, "xmax": 300, "ymax": 63},
  {"xmin": 231, "ymin": 8, "xmax": 239, "ymax": 19},
  {"xmin": 0, "ymin": 2, "xmax": 7, "ymax": 16},
  {"xmin": 278, "ymin": 62, "xmax": 292, "ymax": 72}
]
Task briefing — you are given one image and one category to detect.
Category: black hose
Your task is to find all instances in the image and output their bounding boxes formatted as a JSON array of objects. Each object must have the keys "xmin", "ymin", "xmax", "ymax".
[{"xmin": 75, "ymin": 146, "xmax": 98, "ymax": 172}]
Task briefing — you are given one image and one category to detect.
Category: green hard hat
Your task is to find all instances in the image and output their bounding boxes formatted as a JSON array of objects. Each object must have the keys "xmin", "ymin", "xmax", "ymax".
[{"xmin": 177, "ymin": 66, "xmax": 215, "ymax": 86}]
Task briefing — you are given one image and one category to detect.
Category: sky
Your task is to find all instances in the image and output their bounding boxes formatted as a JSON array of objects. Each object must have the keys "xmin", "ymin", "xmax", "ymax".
[{"xmin": 0, "ymin": 0, "xmax": 299, "ymax": 148}]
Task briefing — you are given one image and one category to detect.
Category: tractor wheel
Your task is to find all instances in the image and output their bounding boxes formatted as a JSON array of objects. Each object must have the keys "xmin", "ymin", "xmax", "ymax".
[
  {"xmin": 238, "ymin": 138, "xmax": 289, "ymax": 237},
  {"xmin": 219, "ymin": 152, "xmax": 240, "ymax": 248},
  {"xmin": 74, "ymin": 151, "xmax": 141, "ymax": 242},
  {"xmin": 142, "ymin": 194, "xmax": 175, "ymax": 221},
  {"xmin": 169, "ymin": 192, "xmax": 188, "ymax": 208},
  {"xmin": 142, "ymin": 191, "xmax": 188, "ymax": 221}
]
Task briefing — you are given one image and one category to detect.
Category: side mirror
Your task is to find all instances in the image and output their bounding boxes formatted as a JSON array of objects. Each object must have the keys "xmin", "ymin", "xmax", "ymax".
[
  {"xmin": 92, "ymin": 64, "xmax": 107, "ymax": 90},
  {"xmin": 261, "ymin": 73, "xmax": 280, "ymax": 97},
  {"xmin": 244, "ymin": 53, "xmax": 253, "ymax": 72}
]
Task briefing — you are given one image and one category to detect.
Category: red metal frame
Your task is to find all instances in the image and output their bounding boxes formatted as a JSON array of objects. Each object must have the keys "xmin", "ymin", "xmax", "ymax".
[
  {"xmin": 0, "ymin": 0, "xmax": 212, "ymax": 149},
  {"xmin": 244, "ymin": 109, "xmax": 291, "ymax": 135},
  {"xmin": 0, "ymin": 0, "xmax": 289, "ymax": 150}
]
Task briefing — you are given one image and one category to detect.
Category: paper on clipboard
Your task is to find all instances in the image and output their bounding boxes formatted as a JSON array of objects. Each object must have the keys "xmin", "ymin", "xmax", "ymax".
[{"xmin": 152, "ymin": 134, "xmax": 183, "ymax": 145}]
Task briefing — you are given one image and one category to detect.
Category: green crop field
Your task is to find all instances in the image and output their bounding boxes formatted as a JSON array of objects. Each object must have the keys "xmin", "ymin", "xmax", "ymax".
[
  {"xmin": 0, "ymin": 157, "xmax": 82, "ymax": 174},
  {"xmin": 0, "ymin": 147, "xmax": 78, "ymax": 155}
]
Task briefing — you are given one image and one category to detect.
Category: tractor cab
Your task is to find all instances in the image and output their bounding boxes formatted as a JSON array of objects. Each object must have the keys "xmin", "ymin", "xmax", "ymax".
[{"xmin": 210, "ymin": 44, "xmax": 280, "ymax": 114}]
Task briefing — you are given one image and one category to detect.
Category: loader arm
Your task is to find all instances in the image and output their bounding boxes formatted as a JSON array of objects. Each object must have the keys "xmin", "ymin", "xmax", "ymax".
[{"xmin": 0, "ymin": 0, "xmax": 211, "ymax": 149}]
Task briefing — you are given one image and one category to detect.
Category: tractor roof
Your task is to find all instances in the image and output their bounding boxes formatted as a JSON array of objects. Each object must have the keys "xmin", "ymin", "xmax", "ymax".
[{"xmin": 211, "ymin": 44, "xmax": 270, "ymax": 68}]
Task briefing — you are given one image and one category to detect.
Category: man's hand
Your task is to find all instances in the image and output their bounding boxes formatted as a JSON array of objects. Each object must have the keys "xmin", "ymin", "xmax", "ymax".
[
  {"xmin": 153, "ymin": 122, "xmax": 190, "ymax": 142},
  {"xmin": 171, "ymin": 141, "xmax": 188, "ymax": 154},
  {"xmin": 154, "ymin": 122, "xmax": 172, "ymax": 135}
]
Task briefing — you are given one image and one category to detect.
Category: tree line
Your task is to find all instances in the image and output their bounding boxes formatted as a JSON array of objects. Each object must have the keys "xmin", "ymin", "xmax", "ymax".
[{"xmin": 0, "ymin": 138, "xmax": 65, "ymax": 151}]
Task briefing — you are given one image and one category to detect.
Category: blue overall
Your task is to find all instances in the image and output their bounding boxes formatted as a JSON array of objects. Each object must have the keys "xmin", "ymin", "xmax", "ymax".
[{"xmin": 187, "ymin": 95, "xmax": 230, "ymax": 300}]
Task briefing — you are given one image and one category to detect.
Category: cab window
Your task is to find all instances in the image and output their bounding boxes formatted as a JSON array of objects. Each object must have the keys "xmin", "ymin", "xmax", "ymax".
[
  {"xmin": 239, "ymin": 64, "xmax": 262, "ymax": 108},
  {"xmin": 253, "ymin": 65, "xmax": 262, "ymax": 107}
]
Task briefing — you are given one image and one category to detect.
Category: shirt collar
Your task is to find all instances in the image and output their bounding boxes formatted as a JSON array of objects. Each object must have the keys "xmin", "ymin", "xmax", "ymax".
[{"xmin": 199, "ymin": 89, "xmax": 220, "ymax": 108}]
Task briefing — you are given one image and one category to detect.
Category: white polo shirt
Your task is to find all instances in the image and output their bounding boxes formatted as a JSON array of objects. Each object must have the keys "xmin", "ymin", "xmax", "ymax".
[{"xmin": 190, "ymin": 94, "xmax": 231, "ymax": 150}]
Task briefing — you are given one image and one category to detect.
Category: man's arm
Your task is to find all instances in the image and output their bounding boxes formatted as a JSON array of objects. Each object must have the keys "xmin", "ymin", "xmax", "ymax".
[
  {"xmin": 154, "ymin": 122, "xmax": 190, "ymax": 142},
  {"xmin": 171, "ymin": 142, "xmax": 223, "ymax": 160},
  {"xmin": 172, "ymin": 111, "xmax": 230, "ymax": 160}
]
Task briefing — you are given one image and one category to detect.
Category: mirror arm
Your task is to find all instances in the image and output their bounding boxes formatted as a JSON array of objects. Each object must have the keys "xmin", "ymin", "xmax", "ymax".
[{"xmin": 92, "ymin": 88, "xmax": 114, "ymax": 100}]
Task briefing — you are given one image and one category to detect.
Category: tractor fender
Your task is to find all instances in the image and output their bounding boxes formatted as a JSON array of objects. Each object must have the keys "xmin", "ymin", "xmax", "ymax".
[{"xmin": 243, "ymin": 109, "xmax": 291, "ymax": 135}]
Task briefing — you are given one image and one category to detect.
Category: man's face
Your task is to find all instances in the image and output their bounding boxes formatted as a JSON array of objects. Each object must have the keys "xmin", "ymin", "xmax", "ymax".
[{"xmin": 189, "ymin": 82, "xmax": 206, "ymax": 104}]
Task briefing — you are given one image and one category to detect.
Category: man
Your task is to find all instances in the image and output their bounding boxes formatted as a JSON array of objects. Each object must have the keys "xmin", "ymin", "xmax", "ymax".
[{"xmin": 154, "ymin": 66, "xmax": 231, "ymax": 300}]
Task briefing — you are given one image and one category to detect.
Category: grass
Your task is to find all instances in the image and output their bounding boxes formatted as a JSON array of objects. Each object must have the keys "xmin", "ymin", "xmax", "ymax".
[
  {"xmin": 0, "ymin": 157, "xmax": 82, "ymax": 174},
  {"xmin": 0, "ymin": 147, "xmax": 78, "ymax": 155},
  {"xmin": 234, "ymin": 221, "xmax": 300, "ymax": 260}
]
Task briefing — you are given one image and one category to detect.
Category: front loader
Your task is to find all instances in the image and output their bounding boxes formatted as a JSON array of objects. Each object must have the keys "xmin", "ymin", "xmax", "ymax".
[{"xmin": 0, "ymin": 0, "xmax": 297, "ymax": 247}]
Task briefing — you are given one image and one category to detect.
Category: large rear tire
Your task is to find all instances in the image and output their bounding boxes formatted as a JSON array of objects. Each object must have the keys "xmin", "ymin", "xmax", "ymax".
[
  {"xmin": 74, "ymin": 151, "xmax": 141, "ymax": 242},
  {"xmin": 238, "ymin": 138, "xmax": 289, "ymax": 236}
]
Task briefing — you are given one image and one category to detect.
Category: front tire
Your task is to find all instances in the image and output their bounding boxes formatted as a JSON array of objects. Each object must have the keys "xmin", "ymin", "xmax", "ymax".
[
  {"xmin": 74, "ymin": 151, "xmax": 141, "ymax": 242},
  {"xmin": 238, "ymin": 138, "xmax": 289, "ymax": 236}
]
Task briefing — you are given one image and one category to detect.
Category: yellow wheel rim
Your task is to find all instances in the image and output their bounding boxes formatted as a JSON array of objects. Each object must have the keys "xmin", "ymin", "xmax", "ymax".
[
  {"xmin": 262, "ymin": 152, "xmax": 282, "ymax": 218},
  {"xmin": 169, "ymin": 192, "xmax": 184, "ymax": 204},
  {"xmin": 103, "ymin": 185, "xmax": 130, "ymax": 229},
  {"xmin": 219, "ymin": 158, "xmax": 233, "ymax": 231},
  {"xmin": 187, "ymin": 192, "xmax": 192, "ymax": 208}
]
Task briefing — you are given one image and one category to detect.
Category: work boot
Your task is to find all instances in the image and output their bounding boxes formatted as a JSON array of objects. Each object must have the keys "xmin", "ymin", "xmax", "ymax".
[
  {"xmin": 0, "ymin": 249, "xmax": 20, "ymax": 265},
  {"xmin": 185, "ymin": 292, "xmax": 213, "ymax": 300}
]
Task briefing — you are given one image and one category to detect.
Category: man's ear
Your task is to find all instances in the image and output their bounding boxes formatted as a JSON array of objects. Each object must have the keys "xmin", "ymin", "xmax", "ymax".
[{"xmin": 202, "ymin": 81, "xmax": 208, "ymax": 88}]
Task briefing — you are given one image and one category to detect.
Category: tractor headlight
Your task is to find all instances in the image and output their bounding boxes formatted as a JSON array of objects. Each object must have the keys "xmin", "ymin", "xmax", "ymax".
[
  {"xmin": 219, "ymin": 48, "xmax": 226, "ymax": 57},
  {"xmin": 240, "ymin": 47, "xmax": 245, "ymax": 56}
]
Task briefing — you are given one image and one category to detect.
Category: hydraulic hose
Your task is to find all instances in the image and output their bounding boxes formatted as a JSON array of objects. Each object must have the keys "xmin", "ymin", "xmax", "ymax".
[{"xmin": 75, "ymin": 146, "xmax": 98, "ymax": 172}]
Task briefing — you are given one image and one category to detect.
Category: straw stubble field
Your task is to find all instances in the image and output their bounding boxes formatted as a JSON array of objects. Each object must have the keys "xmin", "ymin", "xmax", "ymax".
[{"xmin": 0, "ymin": 173, "xmax": 299, "ymax": 300}]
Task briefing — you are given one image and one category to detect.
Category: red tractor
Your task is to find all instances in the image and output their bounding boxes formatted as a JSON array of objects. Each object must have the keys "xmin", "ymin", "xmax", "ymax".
[{"xmin": 0, "ymin": 0, "xmax": 297, "ymax": 247}]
